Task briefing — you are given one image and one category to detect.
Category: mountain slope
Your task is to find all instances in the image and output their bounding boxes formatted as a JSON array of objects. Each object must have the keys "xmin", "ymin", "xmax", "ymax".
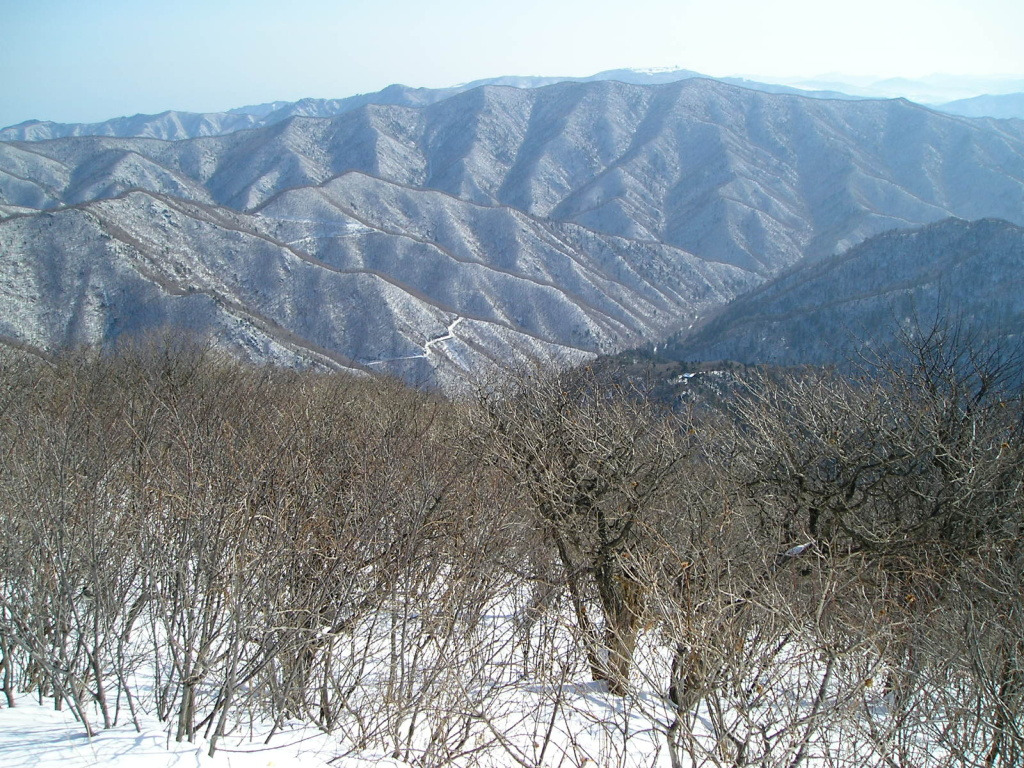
[
  {"xmin": 0, "ymin": 184, "xmax": 749, "ymax": 386},
  {"xmin": 660, "ymin": 218, "xmax": 1024, "ymax": 366},
  {"xmin": 5, "ymin": 79, "xmax": 1024, "ymax": 277}
]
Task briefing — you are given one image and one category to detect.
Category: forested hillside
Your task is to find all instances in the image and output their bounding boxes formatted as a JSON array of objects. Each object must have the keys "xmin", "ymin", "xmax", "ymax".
[{"xmin": 661, "ymin": 217, "xmax": 1024, "ymax": 367}]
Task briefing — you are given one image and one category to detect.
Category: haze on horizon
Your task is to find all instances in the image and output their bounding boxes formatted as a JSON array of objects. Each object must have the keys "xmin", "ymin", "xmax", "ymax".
[{"xmin": 2, "ymin": 0, "xmax": 1023, "ymax": 128}]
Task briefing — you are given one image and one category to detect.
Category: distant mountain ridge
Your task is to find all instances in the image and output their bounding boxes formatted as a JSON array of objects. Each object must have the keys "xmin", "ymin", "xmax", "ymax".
[
  {"xmin": 782, "ymin": 74, "xmax": 1024, "ymax": 105},
  {"xmin": 8, "ymin": 67, "xmax": 1023, "ymax": 145},
  {"xmin": 0, "ymin": 68, "xmax": 867, "ymax": 143},
  {"xmin": 937, "ymin": 93, "xmax": 1024, "ymax": 121},
  {"xmin": 0, "ymin": 84, "xmax": 461, "ymax": 143}
]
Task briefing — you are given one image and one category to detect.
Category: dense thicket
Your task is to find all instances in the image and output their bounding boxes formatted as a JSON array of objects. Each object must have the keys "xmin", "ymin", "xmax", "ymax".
[{"xmin": 0, "ymin": 332, "xmax": 1020, "ymax": 767}]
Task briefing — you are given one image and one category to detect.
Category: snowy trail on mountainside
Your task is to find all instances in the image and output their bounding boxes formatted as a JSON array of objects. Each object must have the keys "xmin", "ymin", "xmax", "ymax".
[{"xmin": 366, "ymin": 316, "xmax": 465, "ymax": 365}]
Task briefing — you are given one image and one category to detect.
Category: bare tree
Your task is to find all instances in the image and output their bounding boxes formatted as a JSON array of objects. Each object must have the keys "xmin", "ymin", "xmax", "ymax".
[{"xmin": 472, "ymin": 365, "xmax": 687, "ymax": 696}]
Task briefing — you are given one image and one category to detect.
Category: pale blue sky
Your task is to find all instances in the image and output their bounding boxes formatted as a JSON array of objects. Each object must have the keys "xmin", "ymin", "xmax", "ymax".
[{"xmin": 2, "ymin": 0, "xmax": 1023, "ymax": 127}]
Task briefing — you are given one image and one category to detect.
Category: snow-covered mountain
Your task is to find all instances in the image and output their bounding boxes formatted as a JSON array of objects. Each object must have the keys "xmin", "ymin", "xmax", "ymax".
[
  {"xmin": 659, "ymin": 217, "xmax": 1024, "ymax": 366},
  {"xmin": 3, "ymin": 78, "xmax": 1024, "ymax": 383},
  {"xmin": 0, "ymin": 182, "xmax": 748, "ymax": 387},
  {"xmin": 0, "ymin": 69, "xmax": 863, "ymax": 143},
  {"xmin": 5, "ymin": 79, "xmax": 1024, "ymax": 265},
  {"xmin": 0, "ymin": 110, "xmax": 263, "ymax": 143},
  {"xmin": 7, "ymin": 69, "xmax": 1022, "ymax": 145}
]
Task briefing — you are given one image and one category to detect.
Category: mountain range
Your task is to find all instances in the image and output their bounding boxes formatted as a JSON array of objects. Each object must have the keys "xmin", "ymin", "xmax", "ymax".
[
  {"xmin": 3, "ymin": 74, "xmax": 1024, "ymax": 384},
  {"xmin": 0, "ymin": 68, "xmax": 866, "ymax": 143},
  {"xmin": 6, "ymin": 68, "xmax": 1022, "ymax": 145}
]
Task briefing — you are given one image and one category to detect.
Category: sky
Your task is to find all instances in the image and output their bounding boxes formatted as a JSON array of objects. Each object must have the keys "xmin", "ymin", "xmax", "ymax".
[{"xmin": 2, "ymin": 0, "xmax": 1023, "ymax": 128}]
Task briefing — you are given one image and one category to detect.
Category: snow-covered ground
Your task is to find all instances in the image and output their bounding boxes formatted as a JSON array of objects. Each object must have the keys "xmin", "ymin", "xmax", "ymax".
[
  {"xmin": 0, "ymin": 693, "xmax": 342, "ymax": 768},
  {"xmin": 0, "ymin": 683, "xmax": 672, "ymax": 768}
]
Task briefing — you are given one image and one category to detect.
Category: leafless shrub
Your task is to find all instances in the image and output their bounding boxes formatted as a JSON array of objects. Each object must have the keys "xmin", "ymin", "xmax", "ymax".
[{"xmin": 469, "ymin": 364, "xmax": 690, "ymax": 698}]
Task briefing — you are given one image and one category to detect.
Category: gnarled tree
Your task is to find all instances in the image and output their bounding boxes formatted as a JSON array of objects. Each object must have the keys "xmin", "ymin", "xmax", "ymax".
[{"xmin": 472, "ymin": 365, "xmax": 687, "ymax": 695}]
